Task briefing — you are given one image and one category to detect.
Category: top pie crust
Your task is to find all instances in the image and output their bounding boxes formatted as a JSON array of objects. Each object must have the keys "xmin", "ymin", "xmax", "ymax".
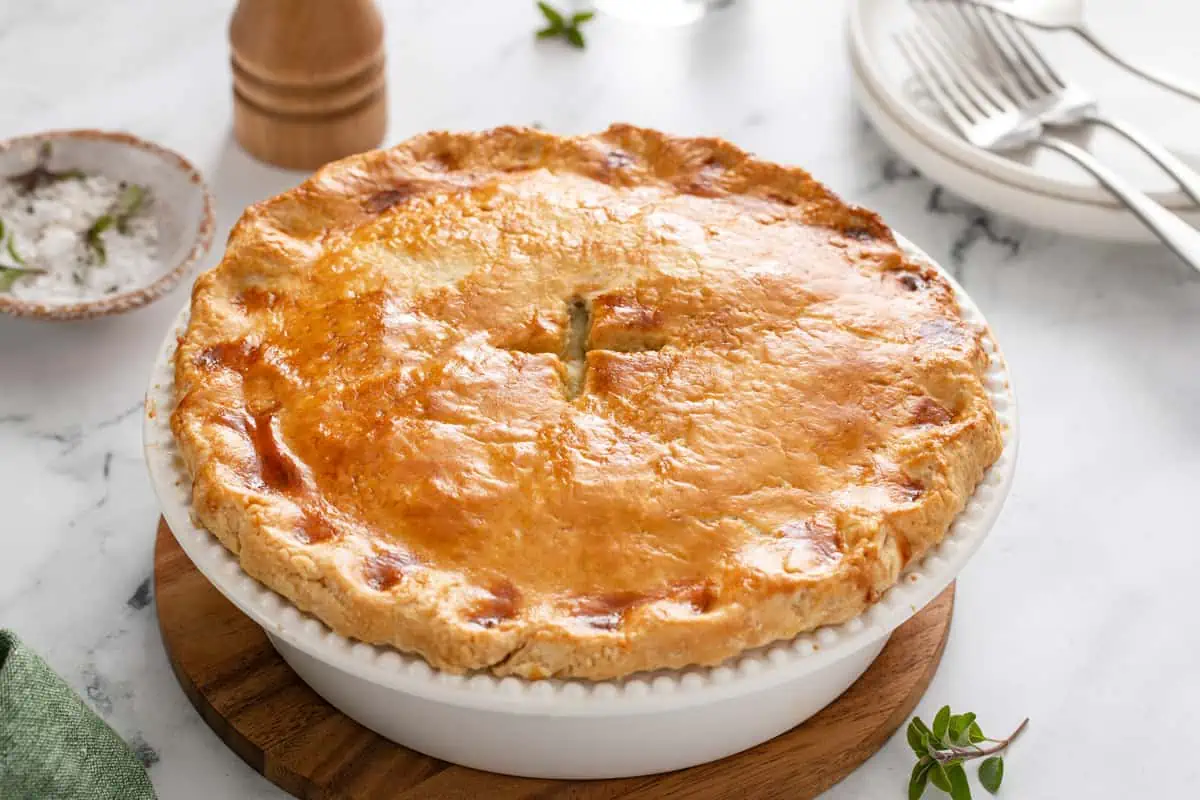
[{"xmin": 171, "ymin": 125, "xmax": 1002, "ymax": 680}]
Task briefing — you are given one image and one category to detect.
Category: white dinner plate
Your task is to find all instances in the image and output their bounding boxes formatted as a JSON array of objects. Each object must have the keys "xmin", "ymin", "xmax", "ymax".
[{"xmin": 848, "ymin": 0, "xmax": 1200, "ymax": 241}]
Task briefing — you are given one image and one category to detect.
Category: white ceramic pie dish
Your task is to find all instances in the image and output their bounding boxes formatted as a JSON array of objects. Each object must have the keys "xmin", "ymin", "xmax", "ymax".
[{"xmin": 143, "ymin": 235, "xmax": 1018, "ymax": 779}]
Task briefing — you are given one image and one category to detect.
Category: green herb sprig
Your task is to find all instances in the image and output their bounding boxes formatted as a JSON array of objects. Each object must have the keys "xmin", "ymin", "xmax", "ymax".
[
  {"xmin": 535, "ymin": 2, "xmax": 594, "ymax": 48},
  {"xmin": 84, "ymin": 183, "xmax": 148, "ymax": 265},
  {"xmin": 8, "ymin": 141, "xmax": 86, "ymax": 195},
  {"xmin": 907, "ymin": 707, "xmax": 1027, "ymax": 799}
]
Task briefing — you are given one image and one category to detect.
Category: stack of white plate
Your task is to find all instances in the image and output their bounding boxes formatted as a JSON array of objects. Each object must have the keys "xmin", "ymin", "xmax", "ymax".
[{"xmin": 848, "ymin": 0, "xmax": 1200, "ymax": 241}]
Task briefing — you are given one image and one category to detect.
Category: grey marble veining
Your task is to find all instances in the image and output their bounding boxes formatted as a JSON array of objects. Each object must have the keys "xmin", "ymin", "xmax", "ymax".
[{"xmin": 2, "ymin": 1, "xmax": 1198, "ymax": 798}]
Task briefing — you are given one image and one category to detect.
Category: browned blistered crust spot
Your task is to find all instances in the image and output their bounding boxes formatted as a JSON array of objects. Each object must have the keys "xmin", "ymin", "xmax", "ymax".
[
  {"xmin": 571, "ymin": 580, "xmax": 718, "ymax": 630},
  {"xmin": 468, "ymin": 579, "xmax": 521, "ymax": 628},
  {"xmin": 364, "ymin": 183, "xmax": 422, "ymax": 213},
  {"xmin": 195, "ymin": 339, "xmax": 261, "ymax": 372},
  {"xmin": 911, "ymin": 396, "xmax": 953, "ymax": 426},
  {"xmin": 363, "ymin": 549, "xmax": 416, "ymax": 591},
  {"xmin": 245, "ymin": 412, "xmax": 303, "ymax": 492},
  {"xmin": 235, "ymin": 286, "xmax": 279, "ymax": 311}
]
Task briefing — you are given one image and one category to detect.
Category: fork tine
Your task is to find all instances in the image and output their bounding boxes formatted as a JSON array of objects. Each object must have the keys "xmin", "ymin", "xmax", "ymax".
[
  {"xmin": 909, "ymin": 17, "xmax": 1013, "ymax": 116},
  {"xmin": 985, "ymin": 8, "xmax": 1068, "ymax": 91},
  {"xmin": 920, "ymin": 0, "xmax": 1037, "ymax": 103},
  {"xmin": 963, "ymin": 4, "xmax": 1054, "ymax": 98},
  {"xmin": 895, "ymin": 32, "xmax": 977, "ymax": 135},
  {"xmin": 911, "ymin": 4, "xmax": 1015, "ymax": 111}
]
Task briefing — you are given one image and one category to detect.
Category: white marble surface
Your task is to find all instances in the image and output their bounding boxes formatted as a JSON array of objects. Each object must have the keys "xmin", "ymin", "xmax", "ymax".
[{"xmin": 2, "ymin": 1, "xmax": 1198, "ymax": 798}]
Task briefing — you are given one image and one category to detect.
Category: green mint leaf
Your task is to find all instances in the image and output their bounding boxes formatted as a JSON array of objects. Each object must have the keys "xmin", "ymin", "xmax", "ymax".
[
  {"xmin": 968, "ymin": 722, "xmax": 986, "ymax": 744},
  {"xmin": 947, "ymin": 763, "xmax": 973, "ymax": 800},
  {"xmin": 564, "ymin": 26, "xmax": 585, "ymax": 47},
  {"xmin": 537, "ymin": 2, "xmax": 565, "ymax": 26},
  {"xmin": 909, "ymin": 758, "xmax": 933, "ymax": 800},
  {"xmin": 933, "ymin": 706, "xmax": 951, "ymax": 742},
  {"xmin": 536, "ymin": 26, "xmax": 560, "ymax": 38},
  {"xmin": 572, "ymin": 10, "xmax": 595, "ymax": 23},
  {"xmin": 930, "ymin": 764, "xmax": 952, "ymax": 792},
  {"xmin": 979, "ymin": 757, "xmax": 1003, "ymax": 794}
]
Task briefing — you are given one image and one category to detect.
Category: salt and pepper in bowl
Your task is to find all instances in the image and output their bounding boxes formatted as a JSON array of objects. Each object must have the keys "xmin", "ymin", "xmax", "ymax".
[{"xmin": 0, "ymin": 130, "xmax": 214, "ymax": 321}]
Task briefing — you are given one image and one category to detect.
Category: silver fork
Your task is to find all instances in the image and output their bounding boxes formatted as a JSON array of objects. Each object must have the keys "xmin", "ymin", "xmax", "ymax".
[
  {"xmin": 914, "ymin": 0, "xmax": 1200, "ymax": 206},
  {"xmin": 960, "ymin": 0, "xmax": 1200, "ymax": 103},
  {"xmin": 895, "ymin": 18, "xmax": 1200, "ymax": 273}
]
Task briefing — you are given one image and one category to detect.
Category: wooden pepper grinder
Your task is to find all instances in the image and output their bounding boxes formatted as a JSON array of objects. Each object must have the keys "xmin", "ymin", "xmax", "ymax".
[{"xmin": 230, "ymin": 0, "xmax": 387, "ymax": 170}]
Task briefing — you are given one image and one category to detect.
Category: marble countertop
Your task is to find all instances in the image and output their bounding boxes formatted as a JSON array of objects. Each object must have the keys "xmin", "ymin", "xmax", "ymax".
[{"xmin": 2, "ymin": 1, "xmax": 1198, "ymax": 797}]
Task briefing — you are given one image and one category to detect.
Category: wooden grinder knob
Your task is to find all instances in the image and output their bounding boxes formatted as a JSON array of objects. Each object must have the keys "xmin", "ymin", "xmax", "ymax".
[{"xmin": 230, "ymin": 0, "xmax": 387, "ymax": 170}]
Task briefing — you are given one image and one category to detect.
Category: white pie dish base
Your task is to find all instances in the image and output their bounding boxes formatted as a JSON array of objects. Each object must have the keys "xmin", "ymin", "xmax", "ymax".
[{"xmin": 143, "ymin": 235, "xmax": 1017, "ymax": 779}]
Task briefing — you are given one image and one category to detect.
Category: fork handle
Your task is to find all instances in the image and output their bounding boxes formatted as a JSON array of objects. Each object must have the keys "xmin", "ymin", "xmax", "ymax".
[
  {"xmin": 1039, "ymin": 135, "xmax": 1200, "ymax": 273},
  {"xmin": 1074, "ymin": 27, "xmax": 1200, "ymax": 103},
  {"xmin": 1082, "ymin": 112, "xmax": 1200, "ymax": 206}
]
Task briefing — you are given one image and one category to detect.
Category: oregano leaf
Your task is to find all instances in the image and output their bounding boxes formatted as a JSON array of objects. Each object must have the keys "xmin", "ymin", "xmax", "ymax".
[
  {"xmin": 5, "ymin": 235, "xmax": 22, "ymax": 265},
  {"xmin": 909, "ymin": 758, "xmax": 933, "ymax": 800},
  {"xmin": 946, "ymin": 764, "xmax": 972, "ymax": 800},
  {"xmin": 979, "ymin": 757, "xmax": 1003, "ymax": 794},
  {"xmin": 930, "ymin": 764, "xmax": 951, "ymax": 792},
  {"xmin": 950, "ymin": 712, "xmax": 977, "ymax": 745},
  {"xmin": 933, "ymin": 706, "xmax": 952, "ymax": 741},
  {"xmin": 968, "ymin": 722, "xmax": 986, "ymax": 744},
  {"xmin": 0, "ymin": 265, "xmax": 45, "ymax": 292},
  {"xmin": 907, "ymin": 721, "xmax": 927, "ymax": 756},
  {"xmin": 533, "ymin": 2, "xmax": 594, "ymax": 48},
  {"xmin": 112, "ymin": 184, "xmax": 147, "ymax": 234},
  {"xmin": 537, "ymin": 1, "xmax": 564, "ymax": 26},
  {"xmin": 0, "ymin": 268, "xmax": 20, "ymax": 292}
]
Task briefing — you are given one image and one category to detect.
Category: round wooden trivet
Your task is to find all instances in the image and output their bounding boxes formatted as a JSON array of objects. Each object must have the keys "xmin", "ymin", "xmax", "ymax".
[{"xmin": 155, "ymin": 518, "xmax": 954, "ymax": 799}]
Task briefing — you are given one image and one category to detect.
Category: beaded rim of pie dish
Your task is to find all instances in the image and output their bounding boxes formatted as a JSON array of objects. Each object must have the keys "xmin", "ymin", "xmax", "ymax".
[
  {"xmin": 143, "ymin": 234, "xmax": 1018, "ymax": 714},
  {"xmin": 0, "ymin": 129, "xmax": 214, "ymax": 321}
]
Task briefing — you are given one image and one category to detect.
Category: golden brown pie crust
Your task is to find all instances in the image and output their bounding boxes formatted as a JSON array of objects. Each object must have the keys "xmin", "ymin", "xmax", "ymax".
[{"xmin": 171, "ymin": 125, "xmax": 1002, "ymax": 680}]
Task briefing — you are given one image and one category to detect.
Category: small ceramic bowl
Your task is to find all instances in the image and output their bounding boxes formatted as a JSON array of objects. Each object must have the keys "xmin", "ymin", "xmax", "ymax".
[{"xmin": 0, "ymin": 129, "xmax": 214, "ymax": 321}]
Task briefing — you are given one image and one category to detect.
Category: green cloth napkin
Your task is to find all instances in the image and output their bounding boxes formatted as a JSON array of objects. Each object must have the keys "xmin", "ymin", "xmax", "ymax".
[{"xmin": 0, "ymin": 630, "xmax": 155, "ymax": 800}]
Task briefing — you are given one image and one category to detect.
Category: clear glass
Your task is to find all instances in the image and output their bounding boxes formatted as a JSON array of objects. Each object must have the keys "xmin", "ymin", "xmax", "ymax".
[{"xmin": 594, "ymin": 0, "xmax": 734, "ymax": 27}]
